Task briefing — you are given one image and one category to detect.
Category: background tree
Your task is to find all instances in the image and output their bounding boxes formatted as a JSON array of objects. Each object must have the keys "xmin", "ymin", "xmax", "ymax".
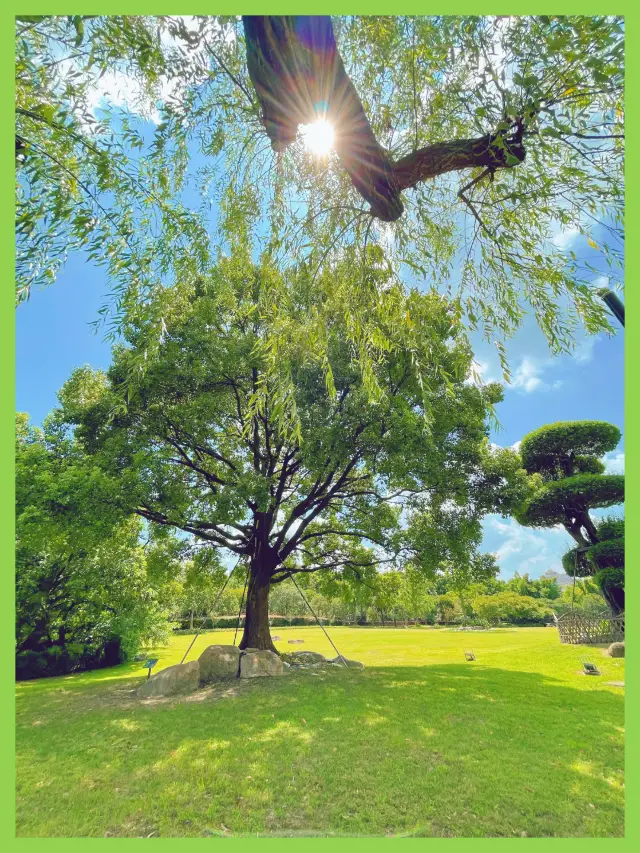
[
  {"xmin": 472, "ymin": 591, "xmax": 553, "ymax": 626},
  {"xmin": 269, "ymin": 582, "xmax": 307, "ymax": 622},
  {"xmin": 16, "ymin": 413, "xmax": 183, "ymax": 678},
  {"xmin": 17, "ymin": 15, "xmax": 623, "ymax": 411},
  {"xmin": 515, "ymin": 420, "xmax": 624, "ymax": 614},
  {"xmin": 59, "ymin": 257, "xmax": 529, "ymax": 651}
]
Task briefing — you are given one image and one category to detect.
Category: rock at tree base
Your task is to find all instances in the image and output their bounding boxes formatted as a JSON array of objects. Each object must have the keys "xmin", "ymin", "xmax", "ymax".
[
  {"xmin": 327, "ymin": 656, "xmax": 364, "ymax": 669},
  {"xmin": 607, "ymin": 642, "xmax": 625, "ymax": 658},
  {"xmin": 239, "ymin": 650, "xmax": 284, "ymax": 678},
  {"xmin": 137, "ymin": 660, "xmax": 200, "ymax": 698},
  {"xmin": 288, "ymin": 651, "xmax": 326, "ymax": 664},
  {"xmin": 198, "ymin": 645, "xmax": 241, "ymax": 684},
  {"xmin": 288, "ymin": 639, "xmax": 304, "ymax": 644},
  {"xmin": 272, "ymin": 636, "xmax": 281, "ymax": 641}
]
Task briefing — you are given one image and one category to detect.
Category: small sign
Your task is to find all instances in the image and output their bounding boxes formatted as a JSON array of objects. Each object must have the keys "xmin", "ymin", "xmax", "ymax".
[
  {"xmin": 583, "ymin": 661, "xmax": 600, "ymax": 676},
  {"xmin": 143, "ymin": 658, "xmax": 158, "ymax": 678},
  {"xmin": 464, "ymin": 650, "xmax": 475, "ymax": 661}
]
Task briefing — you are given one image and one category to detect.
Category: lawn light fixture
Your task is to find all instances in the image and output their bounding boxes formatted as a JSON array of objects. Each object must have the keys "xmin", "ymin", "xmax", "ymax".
[
  {"xmin": 582, "ymin": 661, "xmax": 600, "ymax": 676},
  {"xmin": 464, "ymin": 650, "xmax": 476, "ymax": 661}
]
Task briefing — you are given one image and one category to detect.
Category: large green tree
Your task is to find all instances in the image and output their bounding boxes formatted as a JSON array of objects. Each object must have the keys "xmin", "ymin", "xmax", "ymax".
[
  {"xmin": 16, "ymin": 413, "xmax": 184, "ymax": 677},
  {"xmin": 17, "ymin": 15, "xmax": 623, "ymax": 410},
  {"xmin": 59, "ymin": 258, "xmax": 529, "ymax": 651},
  {"xmin": 515, "ymin": 420, "xmax": 624, "ymax": 615}
]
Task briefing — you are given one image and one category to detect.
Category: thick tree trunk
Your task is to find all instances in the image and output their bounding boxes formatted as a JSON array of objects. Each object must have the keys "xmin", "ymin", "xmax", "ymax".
[
  {"xmin": 601, "ymin": 584, "xmax": 624, "ymax": 617},
  {"xmin": 239, "ymin": 556, "xmax": 277, "ymax": 652},
  {"xmin": 242, "ymin": 16, "xmax": 526, "ymax": 222}
]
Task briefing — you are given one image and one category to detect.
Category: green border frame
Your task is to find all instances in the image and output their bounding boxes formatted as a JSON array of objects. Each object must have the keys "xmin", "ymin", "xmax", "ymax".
[{"xmin": 3, "ymin": 2, "xmax": 635, "ymax": 849}]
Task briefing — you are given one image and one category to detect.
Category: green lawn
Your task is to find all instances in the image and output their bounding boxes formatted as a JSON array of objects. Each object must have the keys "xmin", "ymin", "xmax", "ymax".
[{"xmin": 15, "ymin": 626, "xmax": 624, "ymax": 838}]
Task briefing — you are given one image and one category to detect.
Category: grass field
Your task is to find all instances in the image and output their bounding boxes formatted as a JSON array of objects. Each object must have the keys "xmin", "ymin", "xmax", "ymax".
[{"xmin": 15, "ymin": 626, "xmax": 625, "ymax": 838}]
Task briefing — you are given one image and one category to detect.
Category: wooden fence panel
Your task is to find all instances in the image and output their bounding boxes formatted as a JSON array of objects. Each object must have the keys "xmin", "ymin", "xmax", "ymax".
[{"xmin": 555, "ymin": 612, "xmax": 624, "ymax": 645}]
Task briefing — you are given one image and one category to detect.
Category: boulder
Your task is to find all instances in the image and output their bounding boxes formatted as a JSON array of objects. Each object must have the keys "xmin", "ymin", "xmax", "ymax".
[
  {"xmin": 239, "ymin": 650, "xmax": 284, "ymax": 678},
  {"xmin": 607, "ymin": 641, "xmax": 625, "ymax": 658},
  {"xmin": 288, "ymin": 651, "xmax": 326, "ymax": 664},
  {"xmin": 327, "ymin": 656, "xmax": 364, "ymax": 669},
  {"xmin": 198, "ymin": 645, "xmax": 241, "ymax": 684},
  {"xmin": 137, "ymin": 660, "xmax": 200, "ymax": 698},
  {"xmin": 288, "ymin": 639, "xmax": 305, "ymax": 644}
]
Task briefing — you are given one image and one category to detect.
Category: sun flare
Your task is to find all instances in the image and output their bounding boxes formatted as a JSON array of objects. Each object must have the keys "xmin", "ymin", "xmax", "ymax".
[{"xmin": 301, "ymin": 119, "xmax": 335, "ymax": 156}]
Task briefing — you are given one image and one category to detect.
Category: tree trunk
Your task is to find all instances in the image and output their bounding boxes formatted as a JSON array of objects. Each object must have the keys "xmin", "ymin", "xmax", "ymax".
[
  {"xmin": 239, "ymin": 556, "xmax": 277, "ymax": 652},
  {"xmin": 242, "ymin": 16, "xmax": 526, "ymax": 222},
  {"xmin": 189, "ymin": 610, "xmax": 194, "ymax": 631},
  {"xmin": 601, "ymin": 584, "xmax": 624, "ymax": 616}
]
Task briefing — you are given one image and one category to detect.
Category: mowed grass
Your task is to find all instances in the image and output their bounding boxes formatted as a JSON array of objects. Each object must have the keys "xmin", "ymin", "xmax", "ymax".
[{"xmin": 16, "ymin": 626, "xmax": 624, "ymax": 838}]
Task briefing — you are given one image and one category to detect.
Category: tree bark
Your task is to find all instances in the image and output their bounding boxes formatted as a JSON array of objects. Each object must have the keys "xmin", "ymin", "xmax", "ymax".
[
  {"xmin": 239, "ymin": 553, "xmax": 278, "ymax": 652},
  {"xmin": 242, "ymin": 16, "xmax": 526, "ymax": 222},
  {"xmin": 600, "ymin": 584, "xmax": 624, "ymax": 617},
  {"xmin": 392, "ymin": 132, "xmax": 525, "ymax": 193}
]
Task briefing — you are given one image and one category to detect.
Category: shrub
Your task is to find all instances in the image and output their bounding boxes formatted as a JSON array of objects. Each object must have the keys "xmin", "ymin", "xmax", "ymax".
[
  {"xmin": 597, "ymin": 517, "xmax": 624, "ymax": 541},
  {"xmin": 594, "ymin": 566, "xmax": 625, "ymax": 592},
  {"xmin": 472, "ymin": 592, "xmax": 552, "ymax": 625},
  {"xmin": 587, "ymin": 538, "xmax": 624, "ymax": 569}
]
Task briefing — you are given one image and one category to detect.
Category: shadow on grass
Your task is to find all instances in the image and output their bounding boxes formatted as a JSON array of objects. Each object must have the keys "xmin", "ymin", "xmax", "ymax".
[{"xmin": 16, "ymin": 664, "xmax": 624, "ymax": 838}]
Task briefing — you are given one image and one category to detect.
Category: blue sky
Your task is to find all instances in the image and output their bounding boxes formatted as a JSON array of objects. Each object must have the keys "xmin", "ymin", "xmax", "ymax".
[{"xmin": 16, "ymin": 21, "xmax": 624, "ymax": 581}]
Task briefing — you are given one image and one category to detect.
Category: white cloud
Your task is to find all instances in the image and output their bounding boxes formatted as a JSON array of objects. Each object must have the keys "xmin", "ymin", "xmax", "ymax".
[
  {"xmin": 484, "ymin": 516, "xmax": 568, "ymax": 579},
  {"xmin": 571, "ymin": 336, "xmax": 598, "ymax": 365},
  {"xmin": 466, "ymin": 359, "xmax": 493, "ymax": 386},
  {"xmin": 511, "ymin": 356, "xmax": 546, "ymax": 393},
  {"xmin": 552, "ymin": 224, "xmax": 580, "ymax": 250},
  {"xmin": 511, "ymin": 440, "xmax": 522, "ymax": 453},
  {"xmin": 603, "ymin": 451, "xmax": 624, "ymax": 475}
]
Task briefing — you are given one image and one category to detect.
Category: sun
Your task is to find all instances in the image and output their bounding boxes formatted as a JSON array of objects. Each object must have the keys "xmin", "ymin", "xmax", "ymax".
[{"xmin": 300, "ymin": 119, "xmax": 335, "ymax": 156}]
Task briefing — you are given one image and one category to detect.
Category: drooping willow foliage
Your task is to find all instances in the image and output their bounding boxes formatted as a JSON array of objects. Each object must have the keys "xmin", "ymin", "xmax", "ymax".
[{"xmin": 16, "ymin": 15, "xmax": 624, "ymax": 432}]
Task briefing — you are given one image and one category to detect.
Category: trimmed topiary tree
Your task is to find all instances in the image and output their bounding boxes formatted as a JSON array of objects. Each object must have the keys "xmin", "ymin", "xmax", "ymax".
[{"xmin": 516, "ymin": 421, "xmax": 624, "ymax": 615}]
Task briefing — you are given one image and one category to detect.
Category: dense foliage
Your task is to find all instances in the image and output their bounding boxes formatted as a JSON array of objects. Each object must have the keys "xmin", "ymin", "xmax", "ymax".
[
  {"xmin": 16, "ymin": 413, "xmax": 189, "ymax": 678},
  {"xmin": 17, "ymin": 15, "xmax": 623, "ymax": 418}
]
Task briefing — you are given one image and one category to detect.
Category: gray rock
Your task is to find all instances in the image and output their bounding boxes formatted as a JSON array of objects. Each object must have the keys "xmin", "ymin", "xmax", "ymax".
[
  {"xmin": 272, "ymin": 636, "xmax": 282, "ymax": 641},
  {"xmin": 288, "ymin": 639, "xmax": 305, "ymax": 644},
  {"xmin": 239, "ymin": 650, "xmax": 284, "ymax": 678},
  {"xmin": 288, "ymin": 651, "xmax": 326, "ymax": 664},
  {"xmin": 607, "ymin": 641, "xmax": 625, "ymax": 658},
  {"xmin": 327, "ymin": 656, "xmax": 364, "ymax": 669},
  {"xmin": 198, "ymin": 645, "xmax": 241, "ymax": 684},
  {"xmin": 137, "ymin": 660, "xmax": 200, "ymax": 698}
]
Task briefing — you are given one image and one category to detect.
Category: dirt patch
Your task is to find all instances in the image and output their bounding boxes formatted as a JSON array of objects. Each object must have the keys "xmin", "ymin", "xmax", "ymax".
[{"xmin": 78, "ymin": 677, "xmax": 255, "ymax": 713}]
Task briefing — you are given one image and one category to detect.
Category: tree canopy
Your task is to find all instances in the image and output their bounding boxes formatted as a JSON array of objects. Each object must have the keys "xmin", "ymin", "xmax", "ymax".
[
  {"xmin": 17, "ymin": 15, "xmax": 624, "ymax": 407},
  {"xmin": 58, "ymin": 256, "xmax": 530, "ymax": 649}
]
